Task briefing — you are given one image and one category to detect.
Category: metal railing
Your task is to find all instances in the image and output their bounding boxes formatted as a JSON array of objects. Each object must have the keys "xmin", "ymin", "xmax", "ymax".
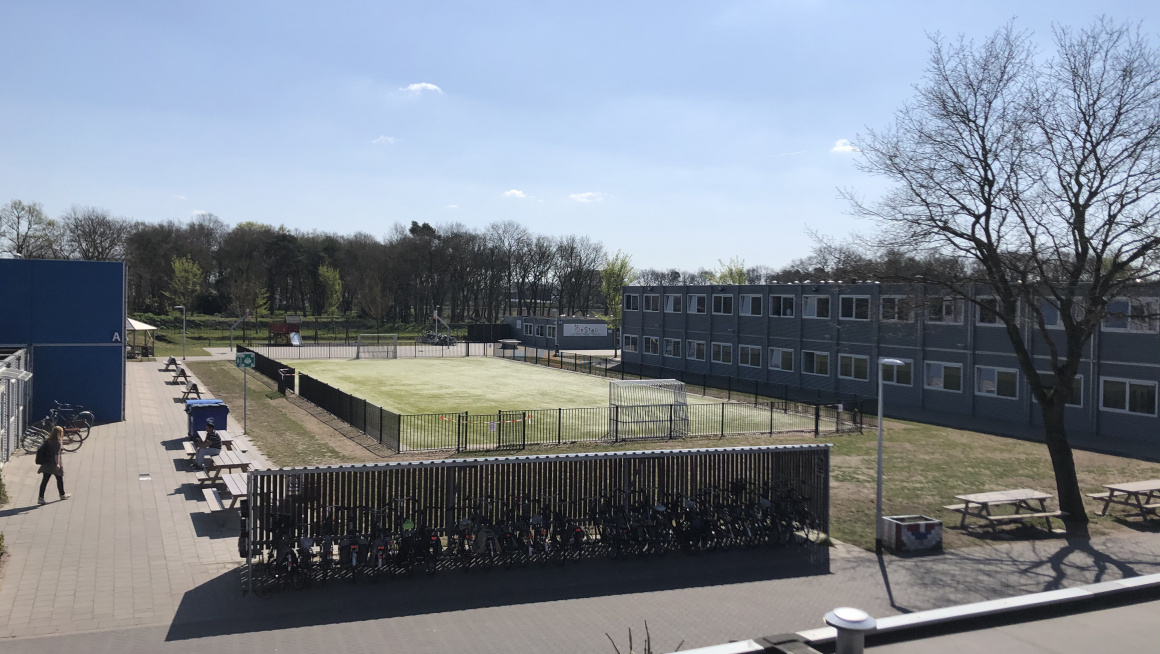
[{"xmin": 0, "ymin": 348, "xmax": 31, "ymax": 463}]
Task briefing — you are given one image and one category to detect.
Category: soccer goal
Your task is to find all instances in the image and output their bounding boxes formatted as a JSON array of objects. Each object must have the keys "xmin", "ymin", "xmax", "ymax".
[
  {"xmin": 356, "ymin": 334, "xmax": 399, "ymax": 359},
  {"xmin": 609, "ymin": 379, "xmax": 689, "ymax": 439}
]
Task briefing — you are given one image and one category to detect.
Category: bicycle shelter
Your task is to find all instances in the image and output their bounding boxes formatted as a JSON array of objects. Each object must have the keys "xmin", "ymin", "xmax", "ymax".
[{"xmin": 242, "ymin": 443, "xmax": 831, "ymax": 590}]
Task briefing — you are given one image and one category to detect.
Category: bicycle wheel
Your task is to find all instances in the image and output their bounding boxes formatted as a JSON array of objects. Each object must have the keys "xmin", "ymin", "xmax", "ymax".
[
  {"xmin": 77, "ymin": 411, "xmax": 95, "ymax": 427},
  {"xmin": 67, "ymin": 418, "xmax": 91, "ymax": 441},
  {"xmin": 60, "ymin": 430, "xmax": 82, "ymax": 452},
  {"xmin": 22, "ymin": 426, "xmax": 47, "ymax": 454}
]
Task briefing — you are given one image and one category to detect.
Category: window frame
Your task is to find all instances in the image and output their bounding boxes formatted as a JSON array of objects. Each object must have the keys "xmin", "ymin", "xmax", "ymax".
[
  {"xmin": 739, "ymin": 344, "xmax": 762, "ymax": 368},
  {"xmin": 1035, "ymin": 371, "xmax": 1083, "ymax": 408},
  {"xmin": 664, "ymin": 294, "xmax": 684, "ymax": 313},
  {"xmin": 642, "ymin": 294, "xmax": 660, "ymax": 312},
  {"xmin": 523, "ymin": 322, "xmax": 533, "ymax": 336},
  {"xmin": 926, "ymin": 297, "xmax": 964, "ymax": 325},
  {"xmin": 535, "ymin": 324, "xmax": 545, "ymax": 337},
  {"xmin": 801, "ymin": 350, "xmax": 830, "ymax": 377},
  {"xmin": 881, "ymin": 358, "xmax": 913, "ymax": 386},
  {"xmin": 879, "ymin": 296, "xmax": 913, "ymax": 323},
  {"xmin": 976, "ymin": 296, "xmax": 1003, "ymax": 326},
  {"xmin": 1102, "ymin": 297, "xmax": 1160, "ymax": 333},
  {"xmin": 803, "ymin": 295, "xmax": 831, "ymax": 319},
  {"xmin": 769, "ymin": 295, "xmax": 795, "ymax": 318},
  {"xmin": 839, "ymin": 295, "xmax": 871, "ymax": 321},
  {"xmin": 1038, "ymin": 299, "xmax": 1063, "ymax": 329},
  {"xmin": 711, "ymin": 342, "xmax": 733, "ymax": 364},
  {"xmin": 623, "ymin": 293, "xmax": 640, "ymax": 311},
  {"xmin": 712, "ymin": 294, "xmax": 734, "ymax": 315},
  {"xmin": 924, "ymin": 361, "xmax": 964, "ymax": 392},
  {"xmin": 837, "ymin": 353, "xmax": 870, "ymax": 381},
  {"xmin": 769, "ymin": 347, "xmax": 794, "ymax": 371},
  {"xmin": 687, "ymin": 340, "xmax": 706, "ymax": 361},
  {"xmin": 1100, "ymin": 376, "xmax": 1159, "ymax": 416},
  {"xmin": 643, "ymin": 336, "xmax": 660, "ymax": 355},
  {"xmin": 546, "ymin": 324, "xmax": 556, "ymax": 339},
  {"xmin": 740, "ymin": 294, "xmax": 763, "ymax": 316},
  {"xmin": 687, "ymin": 294, "xmax": 707, "ymax": 315},
  {"xmin": 663, "ymin": 338, "xmax": 683, "ymax": 358},
  {"xmin": 622, "ymin": 334, "xmax": 638, "ymax": 353},
  {"xmin": 975, "ymin": 365, "xmax": 1020, "ymax": 400}
]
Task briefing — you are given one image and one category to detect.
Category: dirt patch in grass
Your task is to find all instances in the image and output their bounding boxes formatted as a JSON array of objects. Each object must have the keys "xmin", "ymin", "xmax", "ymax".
[{"xmin": 186, "ymin": 361, "xmax": 382, "ymax": 468}]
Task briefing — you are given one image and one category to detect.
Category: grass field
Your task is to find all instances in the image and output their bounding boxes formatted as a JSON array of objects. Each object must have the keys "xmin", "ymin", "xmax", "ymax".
[{"xmin": 292, "ymin": 357, "xmax": 724, "ymax": 414}]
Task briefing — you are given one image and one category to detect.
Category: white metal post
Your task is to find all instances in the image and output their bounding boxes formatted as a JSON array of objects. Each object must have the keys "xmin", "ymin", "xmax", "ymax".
[
  {"xmin": 876, "ymin": 358, "xmax": 904, "ymax": 552},
  {"xmin": 243, "ymin": 367, "xmax": 248, "ymax": 435},
  {"xmin": 175, "ymin": 305, "xmax": 187, "ymax": 360}
]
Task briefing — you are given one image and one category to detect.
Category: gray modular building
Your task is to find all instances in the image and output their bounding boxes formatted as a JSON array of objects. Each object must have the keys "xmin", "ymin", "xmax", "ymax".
[
  {"xmin": 501, "ymin": 315, "xmax": 616, "ymax": 351},
  {"xmin": 620, "ymin": 282, "xmax": 1160, "ymax": 451}
]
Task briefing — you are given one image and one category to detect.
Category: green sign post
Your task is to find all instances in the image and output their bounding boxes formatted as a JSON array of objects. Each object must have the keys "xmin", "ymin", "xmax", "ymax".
[{"xmin": 235, "ymin": 353, "xmax": 255, "ymax": 434}]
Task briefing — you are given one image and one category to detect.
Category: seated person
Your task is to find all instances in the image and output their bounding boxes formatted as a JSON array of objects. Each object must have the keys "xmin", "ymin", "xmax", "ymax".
[{"xmin": 193, "ymin": 417, "xmax": 223, "ymax": 470}]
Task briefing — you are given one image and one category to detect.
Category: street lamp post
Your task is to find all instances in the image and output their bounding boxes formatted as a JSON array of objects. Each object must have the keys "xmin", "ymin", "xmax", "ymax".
[
  {"xmin": 876, "ymin": 357, "xmax": 905, "ymax": 552},
  {"xmin": 174, "ymin": 305, "xmax": 187, "ymax": 360}
]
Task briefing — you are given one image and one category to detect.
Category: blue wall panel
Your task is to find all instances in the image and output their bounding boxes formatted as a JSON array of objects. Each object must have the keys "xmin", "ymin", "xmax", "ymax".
[{"xmin": 0, "ymin": 260, "xmax": 126, "ymax": 424}]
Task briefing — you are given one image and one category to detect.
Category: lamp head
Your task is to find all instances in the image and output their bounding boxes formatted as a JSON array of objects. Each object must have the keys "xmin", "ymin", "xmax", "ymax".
[{"xmin": 880, "ymin": 358, "xmax": 905, "ymax": 366}]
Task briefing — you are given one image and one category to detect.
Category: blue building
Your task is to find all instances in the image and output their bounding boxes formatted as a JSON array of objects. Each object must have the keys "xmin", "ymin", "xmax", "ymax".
[
  {"xmin": 0, "ymin": 259, "xmax": 127, "ymax": 424},
  {"xmin": 502, "ymin": 315, "xmax": 616, "ymax": 351},
  {"xmin": 619, "ymin": 282, "xmax": 1159, "ymax": 451}
]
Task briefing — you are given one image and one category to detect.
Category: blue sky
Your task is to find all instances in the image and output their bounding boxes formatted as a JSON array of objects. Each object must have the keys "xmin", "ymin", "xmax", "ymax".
[{"xmin": 2, "ymin": 2, "xmax": 1157, "ymax": 270}]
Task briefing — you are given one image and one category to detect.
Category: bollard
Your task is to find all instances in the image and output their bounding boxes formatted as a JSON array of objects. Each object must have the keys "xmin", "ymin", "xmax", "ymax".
[{"xmin": 824, "ymin": 607, "xmax": 876, "ymax": 654}]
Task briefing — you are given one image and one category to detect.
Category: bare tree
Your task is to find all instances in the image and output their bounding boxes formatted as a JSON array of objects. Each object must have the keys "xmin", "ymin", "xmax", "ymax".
[
  {"xmin": 0, "ymin": 199, "xmax": 64, "ymax": 258},
  {"xmin": 62, "ymin": 205, "xmax": 133, "ymax": 261},
  {"xmin": 847, "ymin": 18, "xmax": 1160, "ymax": 533}
]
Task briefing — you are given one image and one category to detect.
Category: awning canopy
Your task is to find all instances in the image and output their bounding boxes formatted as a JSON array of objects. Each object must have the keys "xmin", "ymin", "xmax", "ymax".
[{"xmin": 126, "ymin": 318, "xmax": 157, "ymax": 332}]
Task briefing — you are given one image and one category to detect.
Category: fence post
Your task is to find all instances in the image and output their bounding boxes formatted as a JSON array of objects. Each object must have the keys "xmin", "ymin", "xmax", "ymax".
[
  {"xmin": 456, "ymin": 412, "xmax": 463, "ymax": 453},
  {"xmin": 769, "ymin": 401, "xmax": 774, "ymax": 435},
  {"xmin": 557, "ymin": 408, "xmax": 562, "ymax": 445},
  {"xmin": 613, "ymin": 405, "xmax": 619, "ymax": 443},
  {"xmin": 814, "ymin": 404, "xmax": 821, "ymax": 437},
  {"xmin": 669, "ymin": 404, "xmax": 674, "ymax": 439},
  {"xmin": 379, "ymin": 406, "xmax": 384, "ymax": 444},
  {"xmin": 521, "ymin": 411, "xmax": 527, "ymax": 449},
  {"xmin": 720, "ymin": 402, "xmax": 725, "ymax": 437},
  {"xmin": 497, "ymin": 410, "xmax": 503, "ymax": 450}
]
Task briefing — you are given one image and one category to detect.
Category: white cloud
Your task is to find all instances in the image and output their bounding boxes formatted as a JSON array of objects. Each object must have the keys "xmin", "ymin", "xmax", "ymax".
[
  {"xmin": 568, "ymin": 192, "xmax": 604, "ymax": 203},
  {"xmin": 831, "ymin": 139, "xmax": 859, "ymax": 153},
  {"xmin": 371, "ymin": 135, "xmax": 396, "ymax": 145},
  {"xmin": 191, "ymin": 210, "xmax": 210, "ymax": 217},
  {"xmin": 503, "ymin": 189, "xmax": 528, "ymax": 199},
  {"xmin": 174, "ymin": 195, "xmax": 187, "ymax": 200},
  {"xmin": 446, "ymin": 204, "xmax": 459, "ymax": 209},
  {"xmin": 401, "ymin": 82, "xmax": 442, "ymax": 94}
]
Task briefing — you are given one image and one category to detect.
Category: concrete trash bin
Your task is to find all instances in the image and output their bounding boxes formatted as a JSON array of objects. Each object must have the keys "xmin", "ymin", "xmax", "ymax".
[{"xmin": 881, "ymin": 515, "xmax": 942, "ymax": 552}]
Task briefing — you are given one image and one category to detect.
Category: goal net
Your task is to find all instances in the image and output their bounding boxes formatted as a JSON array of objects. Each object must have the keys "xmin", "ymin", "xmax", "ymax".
[
  {"xmin": 356, "ymin": 334, "xmax": 399, "ymax": 359},
  {"xmin": 609, "ymin": 379, "xmax": 689, "ymax": 439}
]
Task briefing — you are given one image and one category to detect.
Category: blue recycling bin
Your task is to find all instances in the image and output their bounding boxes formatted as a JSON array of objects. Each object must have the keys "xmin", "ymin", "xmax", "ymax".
[{"xmin": 185, "ymin": 399, "xmax": 229, "ymax": 438}]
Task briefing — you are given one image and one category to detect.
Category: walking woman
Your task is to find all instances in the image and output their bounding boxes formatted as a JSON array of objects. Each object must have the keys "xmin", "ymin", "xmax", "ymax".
[{"xmin": 37, "ymin": 426, "xmax": 71, "ymax": 505}]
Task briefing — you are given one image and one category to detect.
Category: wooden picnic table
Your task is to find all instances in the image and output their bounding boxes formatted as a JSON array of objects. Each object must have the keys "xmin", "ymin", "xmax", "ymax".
[
  {"xmin": 946, "ymin": 488, "xmax": 1064, "ymax": 532},
  {"xmin": 1092, "ymin": 480, "xmax": 1160, "ymax": 520},
  {"xmin": 171, "ymin": 366, "xmax": 190, "ymax": 384},
  {"xmin": 193, "ymin": 429, "xmax": 235, "ymax": 451},
  {"xmin": 196, "ymin": 450, "xmax": 252, "ymax": 484},
  {"xmin": 163, "ymin": 356, "xmax": 179, "ymax": 371},
  {"xmin": 220, "ymin": 473, "xmax": 249, "ymax": 508}
]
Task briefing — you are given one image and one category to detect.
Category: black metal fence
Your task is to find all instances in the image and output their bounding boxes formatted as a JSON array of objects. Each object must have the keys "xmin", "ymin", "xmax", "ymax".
[
  {"xmin": 244, "ymin": 443, "xmax": 831, "ymax": 584},
  {"xmin": 466, "ymin": 323, "xmax": 511, "ymax": 342},
  {"xmin": 243, "ymin": 341, "xmax": 491, "ymax": 360},
  {"xmin": 237, "ymin": 345, "xmax": 294, "ymax": 387}
]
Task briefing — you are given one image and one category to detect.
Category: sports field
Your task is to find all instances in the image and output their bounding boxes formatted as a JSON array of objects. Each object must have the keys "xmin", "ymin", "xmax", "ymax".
[{"xmin": 292, "ymin": 357, "xmax": 723, "ymax": 414}]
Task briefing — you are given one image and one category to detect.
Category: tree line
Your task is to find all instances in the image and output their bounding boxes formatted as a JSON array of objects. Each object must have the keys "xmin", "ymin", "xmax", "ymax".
[{"xmin": 0, "ymin": 202, "xmax": 617, "ymax": 324}]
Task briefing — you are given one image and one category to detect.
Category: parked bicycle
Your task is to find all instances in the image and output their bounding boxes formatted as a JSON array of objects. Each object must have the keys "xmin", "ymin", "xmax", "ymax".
[{"xmin": 23, "ymin": 401, "xmax": 94, "ymax": 453}]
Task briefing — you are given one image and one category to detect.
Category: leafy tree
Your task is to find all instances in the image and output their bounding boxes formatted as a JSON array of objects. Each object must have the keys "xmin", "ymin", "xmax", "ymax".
[
  {"xmin": 165, "ymin": 255, "xmax": 204, "ymax": 312},
  {"xmin": 318, "ymin": 263, "xmax": 343, "ymax": 318},
  {"xmin": 601, "ymin": 250, "xmax": 636, "ymax": 332},
  {"xmin": 847, "ymin": 19, "xmax": 1160, "ymax": 533},
  {"xmin": 706, "ymin": 256, "xmax": 749, "ymax": 285}
]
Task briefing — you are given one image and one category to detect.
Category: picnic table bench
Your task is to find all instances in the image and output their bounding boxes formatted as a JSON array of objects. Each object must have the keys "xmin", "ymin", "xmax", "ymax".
[
  {"xmin": 193, "ymin": 429, "xmax": 236, "ymax": 451},
  {"xmin": 195, "ymin": 450, "xmax": 252, "ymax": 484},
  {"xmin": 181, "ymin": 381, "xmax": 202, "ymax": 399},
  {"xmin": 171, "ymin": 366, "xmax": 190, "ymax": 384},
  {"xmin": 163, "ymin": 356, "xmax": 179, "ymax": 371},
  {"xmin": 945, "ymin": 489, "xmax": 1064, "ymax": 532},
  {"xmin": 1090, "ymin": 480, "xmax": 1160, "ymax": 520}
]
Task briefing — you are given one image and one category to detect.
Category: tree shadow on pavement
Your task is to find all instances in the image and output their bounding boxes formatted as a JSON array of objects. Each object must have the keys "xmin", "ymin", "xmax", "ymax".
[{"xmin": 165, "ymin": 546, "xmax": 830, "ymax": 641}]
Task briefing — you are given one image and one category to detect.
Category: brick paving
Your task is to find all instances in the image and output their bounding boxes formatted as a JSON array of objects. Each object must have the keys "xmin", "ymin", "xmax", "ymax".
[{"xmin": 0, "ymin": 359, "xmax": 1158, "ymax": 653}]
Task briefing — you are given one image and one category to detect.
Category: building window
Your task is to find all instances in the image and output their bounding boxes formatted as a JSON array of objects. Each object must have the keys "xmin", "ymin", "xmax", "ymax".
[
  {"xmin": 546, "ymin": 325, "xmax": 556, "ymax": 339},
  {"xmin": 1100, "ymin": 377, "xmax": 1158, "ymax": 416},
  {"xmin": 803, "ymin": 296, "xmax": 830, "ymax": 319},
  {"xmin": 523, "ymin": 323, "xmax": 533, "ymax": 336},
  {"xmin": 643, "ymin": 336, "xmax": 660, "ymax": 355},
  {"xmin": 802, "ymin": 350, "xmax": 830, "ymax": 376},
  {"xmin": 712, "ymin": 295, "xmax": 734, "ymax": 315},
  {"xmin": 687, "ymin": 294, "xmax": 707, "ymax": 314},
  {"xmin": 882, "ymin": 359, "xmax": 913, "ymax": 386},
  {"xmin": 769, "ymin": 347, "xmax": 794, "ymax": 371},
  {"xmin": 977, "ymin": 297, "xmax": 1002, "ymax": 326},
  {"xmin": 623, "ymin": 294, "xmax": 640, "ymax": 311},
  {"xmin": 687, "ymin": 340, "xmax": 706, "ymax": 361},
  {"xmin": 976, "ymin": 366, "xmax": 1019, "ymax": 399},
  {"xmin": 1102, "ymin": 298, "xmax": 1160, "ymax": 333},
  {"xmin": 927, "ymin": 297, "xmax": 964, "ymax": 324},
  {"xmin": 770, "ymin": 295, "xmax": 795, "ymax": 318},
  {"xmin": 664, "ymin": 294, "xmax": 683, "ymax": 313},
  {"xmin": 838, "ymin": 354, "xmax": 870, "ymax": 381},
  {"xmin": 739, "ymin": 345, "xmax": 762, "ymax": 368},
  {"xmin": 622, "ymin": 335, "xmax": 638, "ymax": 352},
  {"xmin": 1038, "ymin": 300, "xmax": 1062, "ymax": 328},
  {"xmin": 663, "ymin": 338, "xmax": 682, "ymax": 358},
  {"xmin": 839, "ymin": 296, "xmax": 870, "ymax": 321},
  {"xmin": 740, "ymin": 295, "xmax": 763, "ymax": 316},
  {"xmin": 1036, "ymin": 372, "xmax": 1082, "ymax": 407},
  {"xmin": 643, "ymin": 294, "xmax": 660, "ymax": 312},
  {"xmin": 711, "ymin": 342, "xmax": 733, "ymax": 364},
  {"xmin": 880, "ymin": 297, "xmax": 912, "ymax": 322},
  {"xmin": 924, "ymin": 361, "xmax": 963, "ymax": 391},
  {"xmin": 536, "ymin": 324, "xmax": 545, "ymax": 337}
]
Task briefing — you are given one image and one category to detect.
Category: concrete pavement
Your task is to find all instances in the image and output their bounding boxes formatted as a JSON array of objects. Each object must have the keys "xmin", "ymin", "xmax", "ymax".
[{"xmin": 1, "ymin": 359, "xmax": 1159, "ymax": 653}]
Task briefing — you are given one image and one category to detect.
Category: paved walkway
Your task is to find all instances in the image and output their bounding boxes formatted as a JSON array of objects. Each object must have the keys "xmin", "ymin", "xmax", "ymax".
[{"xmin": 0, "ymin": 360, "xmax": 1158, "ymax": 652}]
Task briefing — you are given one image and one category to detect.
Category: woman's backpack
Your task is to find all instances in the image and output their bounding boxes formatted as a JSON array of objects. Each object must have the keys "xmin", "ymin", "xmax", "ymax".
[{"xmin": 35, "ymin": 441, "xmax": 50, "ymax": 466}]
